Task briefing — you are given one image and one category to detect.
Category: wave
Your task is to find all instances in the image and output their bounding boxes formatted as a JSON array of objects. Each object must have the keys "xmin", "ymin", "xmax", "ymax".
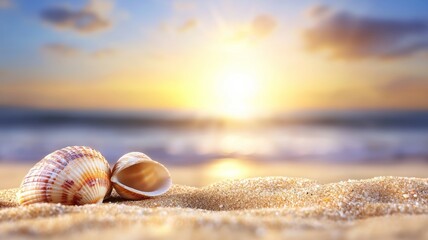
[{"xmin": 1, "ymin": 107, "xmax": 428, "ymax": 128}]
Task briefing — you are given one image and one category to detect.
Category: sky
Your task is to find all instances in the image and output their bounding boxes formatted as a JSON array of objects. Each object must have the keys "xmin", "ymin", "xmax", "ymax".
[{"xmin": 1, "ymin": 0, "xmax": 428, "ymax": 117}]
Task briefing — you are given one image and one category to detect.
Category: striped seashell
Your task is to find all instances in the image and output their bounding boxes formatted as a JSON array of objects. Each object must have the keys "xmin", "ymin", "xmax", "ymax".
[
  {"xmin": 111, "ymin": 152, "xmax": 172, "ymax": 200},
  {"xmin": 17, "ymin": 146, "xmax": 112, "ymax": 206}
]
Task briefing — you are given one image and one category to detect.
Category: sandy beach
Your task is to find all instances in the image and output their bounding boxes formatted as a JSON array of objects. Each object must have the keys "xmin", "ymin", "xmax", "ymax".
[
  {"xmin": 0, "ymin": 162, "xmax": 427, "ymax": 239},
  {"xmin": 2, "ymin": 0, "xmax": 428, "ymax": 238}
]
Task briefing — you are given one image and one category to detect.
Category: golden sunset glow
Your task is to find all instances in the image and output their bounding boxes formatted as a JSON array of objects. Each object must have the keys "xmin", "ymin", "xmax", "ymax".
[
  {"xmin": 207, "ymin": 158, "xmax": 252, "ymax": 180},
  {"xmin": 1, "ymin": 1, "xmax": 427, "ymax": 112},
  {"xmin": 211, "ymin": 65, "xmax": 260, "ymax": 118}
]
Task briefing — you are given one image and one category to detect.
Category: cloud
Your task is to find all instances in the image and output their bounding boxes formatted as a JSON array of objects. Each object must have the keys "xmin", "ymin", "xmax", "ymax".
[
  {"xmin": 379, "ymin": 77, "xmax": 428, "ymax": 92},
  {"xmin": 42, "ymin": 43, "xmax": 81, "ymax": 57},
  {"xmin": 42, "ymin": 43, "xmax": 116, "ymax": 60},
  {"xmin": 374, "ymin": 77, "xmax": 428, "ymax": 107},
  {"xmin": 177, "ymin": 19, "xmax": 198, "ymax": 33},
  {"xmin": 305, "ymin": 5, "xmax": 330, "ymax": 18},
  {"xmin": 226, "ymin": 14, "xmax": 277, "ymax": 43},
  {"xmin": 303, "ymin": 5, "xmax": 428, "ymax": 60},
  {"xmin": 40, "ymin": 0, "xmax": 113, "ymax": 34},
  {"xmin": 0, "ymin": 0, "xmax": 11, "ymax": 9},
  {"xmin": 252, "ymin": 14, "xmax": 277, "ymax": 39}
]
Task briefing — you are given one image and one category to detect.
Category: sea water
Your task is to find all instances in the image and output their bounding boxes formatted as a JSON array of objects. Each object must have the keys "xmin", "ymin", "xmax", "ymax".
[{"xmin": 1, "ymin": 108, "xmax": 428, "ymax": 164}]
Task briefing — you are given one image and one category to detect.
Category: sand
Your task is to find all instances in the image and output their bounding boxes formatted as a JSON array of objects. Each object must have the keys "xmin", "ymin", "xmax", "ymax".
[{"xmin": 1, "ymin": 175, "xmax": 428, "ymax": 239}]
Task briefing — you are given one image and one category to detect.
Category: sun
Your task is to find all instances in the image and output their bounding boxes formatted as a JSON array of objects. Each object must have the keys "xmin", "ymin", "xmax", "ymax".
[
  {"xmin": 212, "ymin": 65, "xmax": 260, "ymax": 119},
  {"xmin": 204, "ymin": 26, "xmax": 268, "ymax": 119}
]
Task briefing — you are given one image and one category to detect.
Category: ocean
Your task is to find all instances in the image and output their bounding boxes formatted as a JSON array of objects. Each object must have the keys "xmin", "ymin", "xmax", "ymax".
[{"xmin": 1, "ymin": 107, "xmax": 428, "ymax": 164}]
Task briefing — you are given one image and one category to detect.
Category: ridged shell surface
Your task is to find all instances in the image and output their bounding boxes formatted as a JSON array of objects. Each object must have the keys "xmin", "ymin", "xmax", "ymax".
[
  {"xmin": 111, "ymin": 152, "xmax": 172, "ymax": 200},
  {"xmin": 17, "ymin": 146, "xmax": 112, "ymax": 206}
]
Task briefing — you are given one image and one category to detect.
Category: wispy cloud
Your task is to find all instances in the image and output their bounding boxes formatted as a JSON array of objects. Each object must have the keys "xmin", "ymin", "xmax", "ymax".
[
  {"xmin": 305, "ymin": 5, "xmax": 330, "ymax": 18},
  {"xmin": 379, "ymin": 77, "xmax": 428, "ymax": 93},
  {"xmin": 252, "ymin": 14, "xmax": 276, "ymax": 39},
  {"xmin": 42, "ymin": 43, "xmax": 116, "ymax": 59},
  {"xmin": 40, "ymin": 0, "xmax": 114, "ymax": 34},
  {"xmin": 374, "ymin": 77, "xmax": 428, "ymax": 108},
  {"xmin": 226, "ymin": 14, "xmax": 277, "ymax": 42},
  {"xmin": 303, "ymin": 5, "xmax": 428, "ymax": 60},
  {"xmin": 42, "ymin": 43, "xmax": 81, "ymax": 57},
  {"xmin": 177, "ymin": 18, "xmax": 198, "ymax": 33}
]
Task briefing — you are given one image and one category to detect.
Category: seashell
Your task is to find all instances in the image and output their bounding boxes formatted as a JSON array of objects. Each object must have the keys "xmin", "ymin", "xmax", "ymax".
[
  {"xmin": 17, "ymin": 146, "xmax": 112, "ymax": 206},
  {"xmin": 111, "ymin": 152, "xmax": 172, "ymax": 200}
]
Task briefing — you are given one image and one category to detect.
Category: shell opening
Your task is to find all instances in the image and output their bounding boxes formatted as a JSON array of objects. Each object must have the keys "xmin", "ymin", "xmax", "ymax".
[{"xmin": 115, "ymin": 162, "xmax": 171, "ymax": 195}]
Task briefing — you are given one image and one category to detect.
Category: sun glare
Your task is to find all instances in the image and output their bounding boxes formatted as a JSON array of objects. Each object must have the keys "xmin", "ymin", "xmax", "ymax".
[
  {"xmin": 206, "ymin": 158, "xmax": 252, "ymax": 180},
  {"xmin": 212, "ymin": 66, "xmax": 260, "ymax": 119}
]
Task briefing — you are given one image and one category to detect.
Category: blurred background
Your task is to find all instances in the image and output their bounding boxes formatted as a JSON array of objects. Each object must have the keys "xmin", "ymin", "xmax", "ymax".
[{"xmin": 1, "ymin": 0, "xmax": 428, "ymax": 186}]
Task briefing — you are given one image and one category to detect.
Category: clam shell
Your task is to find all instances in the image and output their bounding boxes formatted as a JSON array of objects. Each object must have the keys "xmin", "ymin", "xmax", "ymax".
[
  {"xmin": 17, "ymin": 146, "xmax": 112, "ymax": 206},
  {"xmin": 111, "ymin": 152, "xmax": 172, "ymax": 200}
]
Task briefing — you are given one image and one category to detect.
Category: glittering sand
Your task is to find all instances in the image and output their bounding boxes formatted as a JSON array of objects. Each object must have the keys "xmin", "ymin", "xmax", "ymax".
[{"xmin": 1, "ymin": 176, "xmax": 428, "ymax": 239}]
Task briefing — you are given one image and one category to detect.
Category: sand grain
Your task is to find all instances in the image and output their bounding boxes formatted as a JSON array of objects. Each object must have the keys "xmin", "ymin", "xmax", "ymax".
[{"xmin": 1, "ymin": 176, "xmax": 428, "ymax": 239}]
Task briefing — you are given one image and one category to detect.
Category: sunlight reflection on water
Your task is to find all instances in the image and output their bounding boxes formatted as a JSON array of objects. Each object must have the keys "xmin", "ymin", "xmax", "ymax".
[{"xmin": 203, "ymin": 158, "xmax": 254, "ymax": 184}]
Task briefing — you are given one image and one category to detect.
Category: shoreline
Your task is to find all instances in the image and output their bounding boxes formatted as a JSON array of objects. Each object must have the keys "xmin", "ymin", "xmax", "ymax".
[{"xmin": 1, "ymin": 160, "xmax": 427, "ymax": 189}]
